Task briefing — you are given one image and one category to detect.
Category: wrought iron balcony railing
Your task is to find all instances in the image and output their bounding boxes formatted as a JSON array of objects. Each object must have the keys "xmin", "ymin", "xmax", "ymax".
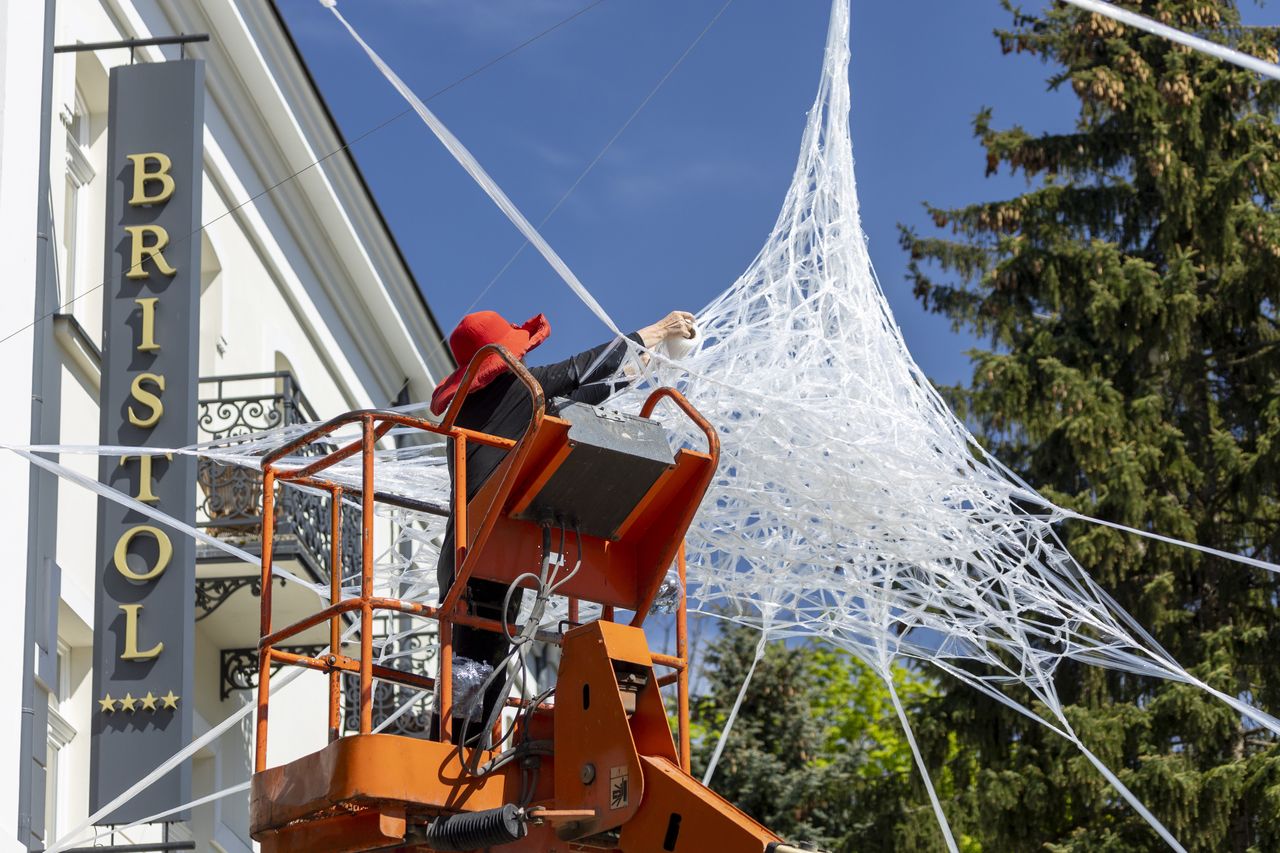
[
  {"xmin": 195, "ymin": 371, "xmax": 359, "ymax": 592},
  {"xmin": 199, "ymin": 372, "xmax": 435, "ymax": 716},
  {"xmin": 341, "ymin": 631, "xmax": 438, "ymax": 737}
]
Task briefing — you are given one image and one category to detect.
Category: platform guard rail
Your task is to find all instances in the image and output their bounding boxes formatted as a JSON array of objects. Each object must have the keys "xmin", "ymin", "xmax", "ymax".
[{"xmin": 253, "ymin": 344, "xmax": 716, "ymax": 774}]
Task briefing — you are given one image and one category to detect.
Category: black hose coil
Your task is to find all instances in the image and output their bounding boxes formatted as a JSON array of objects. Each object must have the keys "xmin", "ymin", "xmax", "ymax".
[{"xmin": 422, "ymin": 804, "xmax": 528, "ymax": 851}]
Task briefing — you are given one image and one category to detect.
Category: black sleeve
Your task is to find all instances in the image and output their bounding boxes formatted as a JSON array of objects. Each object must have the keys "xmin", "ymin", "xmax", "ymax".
[
  {"xmin": 529, "ymin": 332, "xmax": 643, "ymax": 401},
  {"xmin": 564, "ymin": 379, "xmax": 618, "ymax": 408}
]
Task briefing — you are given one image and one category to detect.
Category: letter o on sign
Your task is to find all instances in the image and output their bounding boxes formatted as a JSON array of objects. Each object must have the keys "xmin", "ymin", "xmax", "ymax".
[{"xmin": 113, "ymin": 524, "xmax": 173, "ymax": 582}]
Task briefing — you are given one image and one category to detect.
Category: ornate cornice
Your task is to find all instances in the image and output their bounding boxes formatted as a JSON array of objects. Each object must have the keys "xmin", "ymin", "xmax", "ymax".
[
  {"xmin": 220, "ymin": 645, "xmax": 327, "ymax": 701},
  {"xmin": 195, "ymin": 575, "xmax": 282, "ymax": 622}
]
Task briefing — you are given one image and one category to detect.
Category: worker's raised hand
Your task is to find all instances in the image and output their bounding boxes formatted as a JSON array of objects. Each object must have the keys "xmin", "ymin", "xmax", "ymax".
[
  {"xmin": 659, "ymin": 310, "xmax": 697, "ymax": 339},
  {"xmin": 638, "ymin": 311, "xmax": 696, "ymax": 348}
]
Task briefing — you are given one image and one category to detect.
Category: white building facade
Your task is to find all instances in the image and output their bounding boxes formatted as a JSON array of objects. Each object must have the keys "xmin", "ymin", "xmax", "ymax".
[{"xmin": 0, "ymin": 0, "xmax": 452, "ymax": 849}]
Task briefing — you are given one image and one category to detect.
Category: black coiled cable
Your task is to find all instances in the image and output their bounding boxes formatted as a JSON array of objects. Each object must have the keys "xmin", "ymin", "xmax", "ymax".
[{"xmin": 421, "ymin": 804, "xmax": 527, "ymax": 851}]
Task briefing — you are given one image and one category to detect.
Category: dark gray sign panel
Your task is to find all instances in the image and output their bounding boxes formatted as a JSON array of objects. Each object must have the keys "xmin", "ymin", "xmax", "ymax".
[{"xmin": 90, "ymin": 59, "xmax": 204, "ymax": 823}]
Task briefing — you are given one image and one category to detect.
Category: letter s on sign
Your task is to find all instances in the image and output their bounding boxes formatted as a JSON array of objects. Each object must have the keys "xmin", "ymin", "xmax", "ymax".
[{"xmin": 127, "ymin": 372, "xmax": 166, "ymax": 428}]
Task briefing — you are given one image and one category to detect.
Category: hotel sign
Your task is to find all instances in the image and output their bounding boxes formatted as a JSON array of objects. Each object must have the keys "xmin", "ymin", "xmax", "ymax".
[{"xmin": 90, "ymin": 59, "xmax": 204, "ymax": 823}]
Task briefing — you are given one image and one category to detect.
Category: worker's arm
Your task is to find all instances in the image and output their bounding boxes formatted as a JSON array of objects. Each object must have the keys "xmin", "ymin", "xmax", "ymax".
[
  {"xmin": 531, "ymin": 311, "xmax": 696, "ymax": 403},
  {"xmin": 531, "ymin": 332, "xmax": 644, "ymax": 402}
]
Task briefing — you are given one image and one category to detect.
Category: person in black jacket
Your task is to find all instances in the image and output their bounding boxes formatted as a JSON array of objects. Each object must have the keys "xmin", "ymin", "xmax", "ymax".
[{"xmin": 429, "ymin": 308, "xmax": 695, "ymax": 742}]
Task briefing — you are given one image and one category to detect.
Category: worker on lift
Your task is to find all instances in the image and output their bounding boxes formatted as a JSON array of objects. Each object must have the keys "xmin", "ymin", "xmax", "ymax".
[
  {"xmin": 429, "ymin": 308, "xmax": 697, "ymax": 743},
  {"xmin": 252, "ymin": 310, "xmax": 802, "ymax": 851}
]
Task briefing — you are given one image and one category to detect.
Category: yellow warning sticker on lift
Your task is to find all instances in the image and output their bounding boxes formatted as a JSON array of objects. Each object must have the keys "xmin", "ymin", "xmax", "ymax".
[{"xmin": 609, "ymin": 765, "xmax": 630, "ymax": 809}]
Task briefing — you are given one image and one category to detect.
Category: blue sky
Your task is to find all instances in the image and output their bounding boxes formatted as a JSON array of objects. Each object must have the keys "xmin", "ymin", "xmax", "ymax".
[{"xmin": 274, "ymin": 0, "xmax": 1276, "ymax": 388}]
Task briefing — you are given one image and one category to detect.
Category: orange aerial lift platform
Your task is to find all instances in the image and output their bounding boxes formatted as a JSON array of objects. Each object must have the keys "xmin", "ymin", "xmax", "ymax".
[{"xmin": 248, "ymin": 345, "xmax": 810, "ymax": 852}]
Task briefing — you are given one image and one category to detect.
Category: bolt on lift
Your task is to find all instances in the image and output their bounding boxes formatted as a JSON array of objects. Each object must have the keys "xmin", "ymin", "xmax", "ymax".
[{"xmin": 249, "ymin": 345, "xmax": 814, "ymax": 852}]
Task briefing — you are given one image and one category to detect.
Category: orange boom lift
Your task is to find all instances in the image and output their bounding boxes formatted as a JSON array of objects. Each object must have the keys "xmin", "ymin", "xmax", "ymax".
[{"xmin": 249, "ymin": 345, "xmax": 808, "ymax": 852}]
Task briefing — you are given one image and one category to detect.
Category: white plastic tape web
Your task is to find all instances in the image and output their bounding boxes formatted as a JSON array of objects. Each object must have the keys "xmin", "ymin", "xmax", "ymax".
[{"xmin": 23, "ymin": 1, "xmax": 1280, "ymax": 849}]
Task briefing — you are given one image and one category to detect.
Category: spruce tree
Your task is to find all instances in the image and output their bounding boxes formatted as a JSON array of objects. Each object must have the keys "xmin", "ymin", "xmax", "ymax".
[
  {"xmin": 692, "ymin": 625, "xmax": 970, "ymax": 852},
  {"xmin": 900, "ymin": 2, "xmax": 1280, "ymax": 850}
]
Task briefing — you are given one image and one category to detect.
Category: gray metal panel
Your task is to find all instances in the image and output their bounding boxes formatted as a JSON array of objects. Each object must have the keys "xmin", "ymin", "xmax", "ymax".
[
  {"xmin": 35, "ymin": 558, "xmax": 60, "ymax": 690},
  {"xmin": 89, "ymin": 59, "xmax": 203, "ymax": 824},
  {"xmin": 559, "ymin": 402, "xmax": 675, "ymax": 466},
  {"xmin": 21, "ymin": 2, "xmax": 61, "ymax": 846},
  {"xmin": 29, "ymin": 699, "xmax": 49, "ymax": 841},
  {"xmin": 515, "ymin": 403, "xmax": 674, "ymax": 540}
]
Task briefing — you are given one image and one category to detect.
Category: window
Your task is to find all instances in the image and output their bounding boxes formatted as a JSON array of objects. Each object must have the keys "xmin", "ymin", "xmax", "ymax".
[
  {"xmin": 61, "ymin": 89, "xmax": 95, "ymax": 303},
  {"xmin": 45, "ymin": 642, "xmax": 76, "ymax": 845}
]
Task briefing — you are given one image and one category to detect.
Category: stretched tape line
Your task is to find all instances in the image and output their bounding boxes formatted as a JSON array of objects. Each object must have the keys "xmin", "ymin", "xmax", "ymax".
[{"xmin": 321, "ymin": 1, "xmax": 621, "ymax": 336}]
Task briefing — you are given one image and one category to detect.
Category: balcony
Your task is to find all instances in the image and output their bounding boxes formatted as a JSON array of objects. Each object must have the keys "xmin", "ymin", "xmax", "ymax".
[
  {"xmin": 193, "ymin": 372, "xmax": 358, "ymax": 676},
  {"xmin": 195, "ymin": 371, "xmax": 360, "ymax": 573},
  {"xmin": 195, "ymin": 372, "xmax": 439, "ymax": 727}
]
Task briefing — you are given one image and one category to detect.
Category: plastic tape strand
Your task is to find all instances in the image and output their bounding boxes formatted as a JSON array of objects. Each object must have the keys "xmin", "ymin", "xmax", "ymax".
[
  {"xmin": 323, "ymin": 4, "xmax": 621, "ymax": 335},
  {"xmin": 1060, "ymin": 0, "xmax": 1280, "ymax": 83}
]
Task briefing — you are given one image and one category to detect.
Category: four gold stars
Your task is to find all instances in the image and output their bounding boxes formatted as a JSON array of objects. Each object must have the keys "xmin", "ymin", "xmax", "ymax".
[{"xmin": 97, "ymin": 689, "xmax": 180, "ymax": 714}]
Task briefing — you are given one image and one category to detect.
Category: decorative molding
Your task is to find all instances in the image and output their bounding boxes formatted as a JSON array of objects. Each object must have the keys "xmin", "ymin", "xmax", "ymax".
[
  {"xmin": 220, "ymin": 645, "xmax": 327, "ymax": 701},
  {"xmin": 47, "ymin": 705, "xmax": 77, "ymax": 750},
  {"xmin": 64, "ymin": 127, "xmax": 96, "ymax": 188},
  {"xmin": 53, "ymin": 313, "xmax": 102, "ymax": 391},
  {"xmin": 194, "ymin": 575, "xmax": 283, "ymax": 622}
]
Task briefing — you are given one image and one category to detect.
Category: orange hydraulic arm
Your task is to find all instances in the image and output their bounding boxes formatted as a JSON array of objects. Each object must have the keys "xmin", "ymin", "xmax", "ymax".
[{"xmin": 550, "ymin": 618, "xmax": 783, "ymax": 851}]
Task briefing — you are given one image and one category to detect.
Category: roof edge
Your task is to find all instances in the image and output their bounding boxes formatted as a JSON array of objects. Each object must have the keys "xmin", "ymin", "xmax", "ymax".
[{"xmin": 265, "ymin": 0, "xmax": 453, "ymax": 376}]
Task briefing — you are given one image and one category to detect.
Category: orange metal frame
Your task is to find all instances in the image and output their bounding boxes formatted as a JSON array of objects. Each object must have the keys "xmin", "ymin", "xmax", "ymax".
[{"xmin": 252, "ymin": 344, "xmax": 716, "ymax": 777}]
